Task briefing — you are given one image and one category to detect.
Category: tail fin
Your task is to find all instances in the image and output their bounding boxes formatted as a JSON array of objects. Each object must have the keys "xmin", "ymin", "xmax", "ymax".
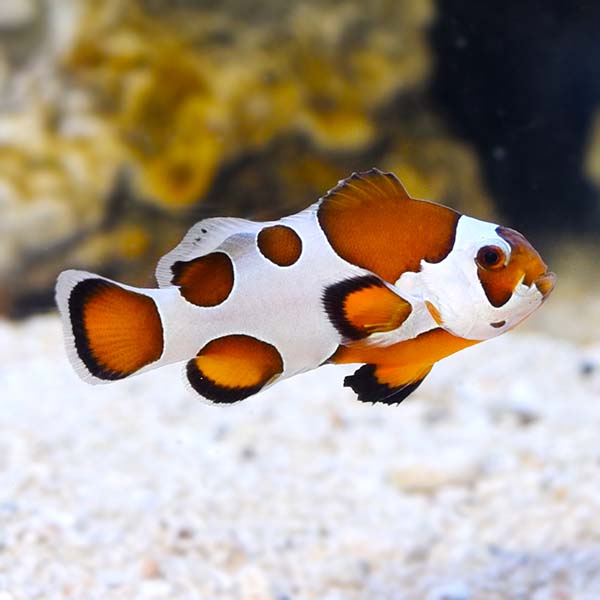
[{"xmin": 56, "ymin": 270, "xmax": 164, "ymax": 384}]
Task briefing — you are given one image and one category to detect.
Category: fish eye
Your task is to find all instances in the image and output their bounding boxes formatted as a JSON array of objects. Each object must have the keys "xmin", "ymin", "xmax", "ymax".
[{"xmin": 476, "ymin": 245, "xmax": 506, "ymax": 271}]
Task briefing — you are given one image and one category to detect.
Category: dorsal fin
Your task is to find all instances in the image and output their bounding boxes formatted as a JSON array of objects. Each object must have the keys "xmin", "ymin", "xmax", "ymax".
[
  {"xmin": 317, "ymin": 168, "xmax": 460, "ymax": 283},
  {"xmin": 156, "ymin": 217, "xmax": 260, "ymax": 287},
  {"xmin": 322, "ymin": 169, "xmax": 412, "ymax": 207}
]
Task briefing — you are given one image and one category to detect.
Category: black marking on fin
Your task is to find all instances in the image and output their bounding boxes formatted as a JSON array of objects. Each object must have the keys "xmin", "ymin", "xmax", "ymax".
[
  {"xmin": 322, "ymin": 275, "xmax": 387, "ymax": 341},
  {"xmin": 68, "ymin": 277, "xmax": 164, "ymax": 382},
  {"xmin": 186, "ymin": 360, "xmax": 265, "ymax": 404},
  {"xmin": 344, "ymin": 364, "xmax": 429, "ymax": 405},
  {"xmin": 70, "ymin": 279, "xmax": 125, "ymax": 381}
]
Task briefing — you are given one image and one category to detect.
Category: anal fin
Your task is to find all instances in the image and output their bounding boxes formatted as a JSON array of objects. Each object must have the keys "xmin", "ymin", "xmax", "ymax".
[{"xmin": 344, "ymin": 363, "xmax": 432, "ymax": 405}]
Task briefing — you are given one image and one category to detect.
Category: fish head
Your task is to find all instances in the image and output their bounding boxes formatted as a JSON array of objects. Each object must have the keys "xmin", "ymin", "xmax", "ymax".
[{"xmin": 418, "ymin": 216, "xmax": 556, "ymax": 340}]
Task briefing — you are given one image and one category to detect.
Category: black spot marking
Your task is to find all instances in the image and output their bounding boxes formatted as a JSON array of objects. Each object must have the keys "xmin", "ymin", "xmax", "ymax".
[{"xmin": 490, "ymin": 320, "xmax": 506, "ymax": 328}]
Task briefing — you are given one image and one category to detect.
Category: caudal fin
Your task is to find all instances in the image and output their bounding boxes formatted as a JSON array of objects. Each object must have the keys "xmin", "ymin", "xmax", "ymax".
[{"xmin": 56, "ymin": 270, "xmax": 165, "ymax": 383}]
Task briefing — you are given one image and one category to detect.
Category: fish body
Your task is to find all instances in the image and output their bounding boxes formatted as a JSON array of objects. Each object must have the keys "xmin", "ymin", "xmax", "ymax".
[{"xmin": 56, "ymin": 169, "xmax": 556, "ymax": 405}]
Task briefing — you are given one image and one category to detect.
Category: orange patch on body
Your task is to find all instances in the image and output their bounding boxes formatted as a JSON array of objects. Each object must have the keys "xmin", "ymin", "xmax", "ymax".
[
  {"xmin": 72, "ymin": 279, "xmax": 163, "ymax": 379},
  {"xmin": 257, "ymin": 225, "xmax": 303, "ymax": 266},
  {"xmin": 187, "ymin": 334, "xmax": 284, "ymax": 402},
  {"xmin": 477, "ymin": 226, "xmax": 548, "ymax": 307},
  {"xmin": 317, "ymin": 169, "xmax": 460, "ymax": 283},
  {"xmin": 171, "ymin": 252, "xmax": 234, "ymax": 306}
]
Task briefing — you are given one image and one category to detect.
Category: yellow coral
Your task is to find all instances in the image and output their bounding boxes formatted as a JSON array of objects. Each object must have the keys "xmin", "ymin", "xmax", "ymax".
[
  {"xmin": 1, "ymin": 0, "xmax": 501, "ymax": 318},
  {"xmin": 134, "ymin": 135, "xmax": 224, "ymax": 208},
  {"xmin": 121, "ymin": 57, "xmax": 228, "ymax": 206},
  {"xmin": 384, "ymin": 136, "xmax": 495, "ymax": 219},
  {"xmin": 116, "ymin": 224, "xmax": 150, "ymax": 259},
  {"xmin": 226, "ymin": 63, "xmax": 301, "ymax": 149},
  {"xmin": 62, "ymin": 0, "xmax": 438, "ymax": 204}
]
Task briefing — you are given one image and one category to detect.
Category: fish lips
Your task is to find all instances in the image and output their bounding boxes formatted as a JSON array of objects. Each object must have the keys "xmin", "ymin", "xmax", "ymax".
[{"xmin": 534, "ymin": 272, "xmax": 557, "ymax": 299}]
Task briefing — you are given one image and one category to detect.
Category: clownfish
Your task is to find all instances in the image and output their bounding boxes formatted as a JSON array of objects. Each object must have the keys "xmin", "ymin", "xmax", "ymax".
[{"xmin": 56, "ymin": 169, "xmax": 556, "ymax": 405}]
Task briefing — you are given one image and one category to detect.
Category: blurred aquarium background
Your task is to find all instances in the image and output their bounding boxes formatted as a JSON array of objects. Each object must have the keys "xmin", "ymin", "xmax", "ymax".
[
  {"xmin": 1, "ymin": 0, "xmax": 598, "ymax": 325},
  {"xmin": 3, "ymin": 2, "xmax": 600, "ymax": 599}
]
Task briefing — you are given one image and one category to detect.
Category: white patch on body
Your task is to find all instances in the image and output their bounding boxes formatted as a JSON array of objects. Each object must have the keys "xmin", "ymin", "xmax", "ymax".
[{"xmin": 150, "ymin": 209, "xmax": 370, "ymax": 383}]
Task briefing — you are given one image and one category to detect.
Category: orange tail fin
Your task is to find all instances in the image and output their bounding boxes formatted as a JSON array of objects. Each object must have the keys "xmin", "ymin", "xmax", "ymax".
[{"xmin": 56, "ymin": 271, "xmax": 164, "ymax": 383}]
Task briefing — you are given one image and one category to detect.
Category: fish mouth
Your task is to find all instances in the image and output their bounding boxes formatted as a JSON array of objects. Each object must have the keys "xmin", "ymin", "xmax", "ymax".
[{"xmin": 534, "ymin": 272, "xmax": 557, "ymax": 299}]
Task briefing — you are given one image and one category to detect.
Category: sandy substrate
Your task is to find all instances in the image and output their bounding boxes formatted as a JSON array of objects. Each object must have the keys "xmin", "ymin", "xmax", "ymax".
[{"xmin": 1, "ymin": 314, "xmax": 600, "ymax": 599}]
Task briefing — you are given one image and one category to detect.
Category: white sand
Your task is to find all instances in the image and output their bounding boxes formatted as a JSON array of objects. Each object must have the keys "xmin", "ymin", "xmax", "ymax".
[{"xmin": 1, "ymin": 315, "xmax": 600, "ymax": 599}]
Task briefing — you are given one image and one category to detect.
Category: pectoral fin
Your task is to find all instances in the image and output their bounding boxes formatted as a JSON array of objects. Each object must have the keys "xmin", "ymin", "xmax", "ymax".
[
  {"xmin": 344, "ymin": 363, "xmax": 433, "ymax": 405},
  {"xmin": 323, "ymin": 275, "xmax": 412, "ymax": 340}
]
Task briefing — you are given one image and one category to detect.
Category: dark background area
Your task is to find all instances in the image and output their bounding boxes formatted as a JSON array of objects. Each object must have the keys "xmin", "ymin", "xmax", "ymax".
[{"xmin": 431, "ymin": 0, "xmax": 600, "ymax": 232}]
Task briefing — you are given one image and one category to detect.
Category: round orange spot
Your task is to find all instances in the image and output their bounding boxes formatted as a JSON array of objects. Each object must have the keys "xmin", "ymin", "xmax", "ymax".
[
  {"xmin": 257, "ymin": 225, "xmax": 302, "ymax": 267},
  {"xmin": 171, "ymin": 252, "xmax": 234, "ymax": 307}
]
